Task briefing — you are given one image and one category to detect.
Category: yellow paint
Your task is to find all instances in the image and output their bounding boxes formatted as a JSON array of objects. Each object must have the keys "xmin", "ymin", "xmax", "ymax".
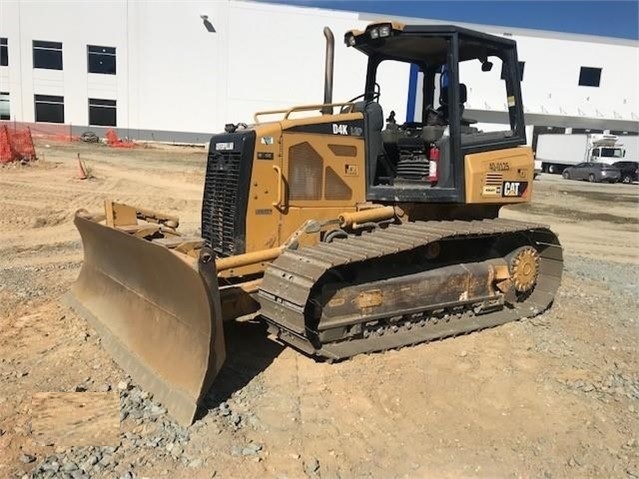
[{"xmin": 464, "ymin": 146, "xmax": 534, "ymax": 204}]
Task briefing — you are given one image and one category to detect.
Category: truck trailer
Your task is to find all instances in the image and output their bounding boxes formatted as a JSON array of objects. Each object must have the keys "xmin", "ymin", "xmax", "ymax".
[{"xmin": 535, "ymin": 133, "xmax": 635, "ymax": 174}]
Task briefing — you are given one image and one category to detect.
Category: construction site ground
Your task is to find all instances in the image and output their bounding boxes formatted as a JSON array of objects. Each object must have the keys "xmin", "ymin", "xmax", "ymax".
[{"xmin": 1, "ymin": 140, "xmax": 637, "ymax": 479}]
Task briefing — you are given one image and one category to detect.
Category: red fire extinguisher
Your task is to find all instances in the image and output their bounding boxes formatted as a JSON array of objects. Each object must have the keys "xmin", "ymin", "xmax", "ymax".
[{"xmin": 428, "ymin": 145, "xmax": 440, "ymax": 184}]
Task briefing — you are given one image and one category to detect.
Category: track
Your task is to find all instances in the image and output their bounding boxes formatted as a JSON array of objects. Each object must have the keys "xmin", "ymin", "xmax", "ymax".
[{"xmin": 258, "ymin": 218, "xmax": 563, "ymax": 359}]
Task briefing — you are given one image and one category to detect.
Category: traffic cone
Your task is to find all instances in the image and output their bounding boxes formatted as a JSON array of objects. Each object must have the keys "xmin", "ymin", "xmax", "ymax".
[{"xmin": 77, "ymin": 153, "xmax": 88, "ymax": 180}]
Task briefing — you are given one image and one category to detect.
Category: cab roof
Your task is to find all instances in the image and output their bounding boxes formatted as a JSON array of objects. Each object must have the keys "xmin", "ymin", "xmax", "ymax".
[{"xmin": 345, "ymin": 22, "xmax": 517, "ymax": 65}]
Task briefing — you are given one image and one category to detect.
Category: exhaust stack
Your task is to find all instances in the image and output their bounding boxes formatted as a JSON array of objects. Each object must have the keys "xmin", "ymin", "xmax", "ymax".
[{"xmin": 321, "ymin": 27, "xmax": 335, "ymax": 115}]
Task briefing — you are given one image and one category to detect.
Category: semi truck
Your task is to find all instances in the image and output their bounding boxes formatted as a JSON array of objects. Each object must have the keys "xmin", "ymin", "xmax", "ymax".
[{"xmin": 535, "ymin": 133, "xmax": 637, "ymax": 174}]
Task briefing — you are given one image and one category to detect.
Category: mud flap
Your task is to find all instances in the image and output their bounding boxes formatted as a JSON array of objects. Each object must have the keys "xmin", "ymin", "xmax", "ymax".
[{"xmin": 65, "ymin": 212, "xmax": 225, "ymax": 426}]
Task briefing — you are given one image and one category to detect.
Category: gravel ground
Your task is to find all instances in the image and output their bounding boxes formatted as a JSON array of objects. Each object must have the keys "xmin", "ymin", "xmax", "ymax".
[{"xmin": 0, "ymin": 143, "xmax": 637, "ymax": 479}]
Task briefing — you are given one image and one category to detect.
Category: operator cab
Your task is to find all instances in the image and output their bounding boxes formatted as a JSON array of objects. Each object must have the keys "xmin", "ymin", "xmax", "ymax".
[{"xmin": 344, "ymin": 23, "xmax": 527, "ymax": 203}]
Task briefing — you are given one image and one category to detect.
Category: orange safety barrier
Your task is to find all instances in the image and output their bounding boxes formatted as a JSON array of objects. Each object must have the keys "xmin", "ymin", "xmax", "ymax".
[
  {"xmin": 0, "ymin": 121, "xmax": 79, "ymax": 142},
  {"xmin": 0, "ymin": 125, "xmax": 37, "ymax": 164},
  {"xmin": 106, "ymin": 128, "xmax": 135, "ymax": 148}
]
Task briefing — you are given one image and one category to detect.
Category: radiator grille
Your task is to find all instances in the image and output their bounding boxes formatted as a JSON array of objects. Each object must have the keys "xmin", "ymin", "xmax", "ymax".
[{"xmin": 202, "ymin": 150, "xmax": 242, "ymax": 256}]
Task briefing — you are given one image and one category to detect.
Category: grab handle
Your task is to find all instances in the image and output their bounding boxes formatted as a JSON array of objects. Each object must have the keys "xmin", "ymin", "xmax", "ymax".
[{"xmin": 272, "ymin": 165, "xmax": 283, "ymax": 208}]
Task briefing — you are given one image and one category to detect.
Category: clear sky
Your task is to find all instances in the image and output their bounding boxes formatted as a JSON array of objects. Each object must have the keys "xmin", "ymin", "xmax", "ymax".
[{"xmin": 267, "ymin": 1, "xmax": 639, "ymax": 40}]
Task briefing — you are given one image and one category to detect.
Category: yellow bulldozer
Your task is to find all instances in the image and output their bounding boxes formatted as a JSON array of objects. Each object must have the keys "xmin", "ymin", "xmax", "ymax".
[{"xmin": 66, "ymin": 22, "xmax": 563, "ymax": 425}]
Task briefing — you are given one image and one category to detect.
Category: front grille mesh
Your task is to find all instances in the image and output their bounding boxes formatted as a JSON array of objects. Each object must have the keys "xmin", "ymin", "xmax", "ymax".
[{"xmin": 202, "ymin": 151, "xmax": 242, "ymax": 257}]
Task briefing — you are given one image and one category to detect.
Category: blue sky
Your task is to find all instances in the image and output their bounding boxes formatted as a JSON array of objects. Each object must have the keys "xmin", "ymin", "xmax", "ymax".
[{"xmin": 268, "ymin": 1, "xmax": 639, "ymax": 39}]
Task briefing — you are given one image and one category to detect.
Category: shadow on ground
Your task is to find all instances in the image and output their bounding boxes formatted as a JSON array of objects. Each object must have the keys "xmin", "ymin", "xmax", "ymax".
[{"xmin": 196, "ymin": 319, "xmax": 284, "ymax": 419}]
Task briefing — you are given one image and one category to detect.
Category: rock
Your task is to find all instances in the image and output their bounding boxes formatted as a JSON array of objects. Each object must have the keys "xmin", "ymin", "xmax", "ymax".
[
  {"xmin": 303, "ymin": 457, "xmax": 321, "ymax": 476},
  {"xmin": 241, "ymin": 443, "xmax": 262, "ymax": 456},
  {"xmin": 20, "ymin": 454, "xmax": 36, "ymax": 463},
  {"xmin": 98, "ymin": 384, "xmax": 111, "ymax": 392},
  {"xmin": 74, "ymin": 384, "xmax": 87, "ymax": 392},
  {"xmin": 170, "ymin": 444, "xmax": 184, "ymax": 458},
  {"xmin": 120, "ymin": 410, "xmax": 129, "ymax": 421},
  {"xmin": 43, "ymin": 461, "xmax": 61, "ymax": 473},
  {"xmin": 62, "ymin": 461, "xmax": 78, "ymax": 472},
  {"xmin": 82, "ymin": 455, "xmax": 99, "ymax": 470},
  {"xmin": 230, "ymin": 446, "xmax": 242, "ymax": 457},
  {"xmin": 15, "ymin": 371, "xmax": 28, "ymax": 378},
  {"xmin": 231, "ymin": 413, "xmax": 242, "ymax": 426},
  {"xmin": 79, "ymin": 332, "xmax": 89, "ymax": 341},
  {"xmin": 460, "ymin": 350, "xmax": 468, "ymax": 358},
  {"xmin": 149, "ymin": 405, "xmax": 167, "ymax": 417},
  {"xmin": 118, "ymin": 381, "xmax": 131, "ymax": 391},
  {"xmin": 119, "ymin": 472, "xmax": 135, "ymax": 479},
  {"xmin": 188, "ymin": 459, "xmax": 203, "ymax": 468}
]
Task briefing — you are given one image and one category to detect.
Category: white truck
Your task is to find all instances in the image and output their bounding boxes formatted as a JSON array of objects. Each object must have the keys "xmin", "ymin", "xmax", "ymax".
[{"xmin": 534, "ymin": 133, "xmax": 633, "ymax": 174}]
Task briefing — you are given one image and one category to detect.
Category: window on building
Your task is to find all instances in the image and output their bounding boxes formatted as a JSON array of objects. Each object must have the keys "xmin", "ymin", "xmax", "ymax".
[
  {"xmin": 87, "ymin": 45, "xmax": 116, "ymax": 74},
  {"xmin": 35, "ymin": 95, "xmax": 64, "ymax": 123},
  {"xmin": 0, "ymin": 92, "xmax": 9, "ymax": 120},
  {"xmin": 578, "ymin": 67, "xmax": 601, "ymax": 87},
  {"xmin": 0, "ymin": 38, "xmax": 8, "ymax": 67},
  {"xmin": 501, "ymin": 61, "xmax": 525, "ymax": 81},
  {"xmin": 33, "ymin": 40, "xmax": 63, "ymax": 70},
  {"xmin": 88, "ymin": 98, "xmax": 116, "ymax": 126}
]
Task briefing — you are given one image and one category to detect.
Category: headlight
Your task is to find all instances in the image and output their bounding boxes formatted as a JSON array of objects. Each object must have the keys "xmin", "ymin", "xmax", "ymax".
[
  {"xmin": 379, "ymin": 25, "xmax": 391, "ymax": 37},
  {"xmin": 369, "ymin": 28, "xmax": 379, "ymax": 39}
]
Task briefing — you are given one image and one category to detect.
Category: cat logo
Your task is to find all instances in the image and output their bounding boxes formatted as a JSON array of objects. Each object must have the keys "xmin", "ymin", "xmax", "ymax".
[
  {"xmin": 502, "ymin": 181, "xmax": 528, "ymax": 197},
  {"xmin": 332, "ymin": 124, "xmax": 349, "ymax": 135}
]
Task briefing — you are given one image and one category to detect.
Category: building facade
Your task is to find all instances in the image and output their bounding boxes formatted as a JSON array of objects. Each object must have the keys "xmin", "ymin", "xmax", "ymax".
[{"xmin": 0, "ymin": 0, "xmax": 637, "ymax": 144}]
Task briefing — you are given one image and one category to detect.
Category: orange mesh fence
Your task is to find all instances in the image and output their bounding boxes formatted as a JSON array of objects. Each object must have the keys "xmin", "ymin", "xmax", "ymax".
[
  {"xmin": 0, "ymin": 125, "xmax": 37, "ymax": 164},
  {"xmin": 106, "ymin": 128, "xmax": 135, "ymax": 148},
  {"xmin": 0, "ymin": 122, "xmax": 139, "ymax": 148},
  {"xmin": 0, "ymin": 121, "xmax": 79, "ymax": 142}
]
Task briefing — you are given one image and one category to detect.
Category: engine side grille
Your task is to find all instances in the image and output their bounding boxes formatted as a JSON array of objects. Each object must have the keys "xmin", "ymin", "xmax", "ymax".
[
  {"xmin": 485, "ymin": 173, "xmax": 503, "ymax": 185},
  {"xmin": 201, "ymin": 131, "xmax": 255, "ymax": 257}
]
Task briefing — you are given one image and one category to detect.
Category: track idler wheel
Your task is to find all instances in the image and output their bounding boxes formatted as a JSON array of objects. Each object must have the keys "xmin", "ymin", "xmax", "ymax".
[{"xmin": 508, "ymin": 246, "xmax": 540, "ymax": 293}]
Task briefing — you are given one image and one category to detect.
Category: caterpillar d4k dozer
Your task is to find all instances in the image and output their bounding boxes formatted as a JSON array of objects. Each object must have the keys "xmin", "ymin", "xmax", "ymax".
[{"xmin": 66, "ymin": 23, "xmax": 563, "ymax": 425}]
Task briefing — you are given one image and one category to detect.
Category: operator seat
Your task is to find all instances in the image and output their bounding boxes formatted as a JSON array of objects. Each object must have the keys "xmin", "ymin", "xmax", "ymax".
[
  {"xmin": 437, "ymin": 83, "xmax": 467, "ymax": 123},
  {"xmin": 353, "ymin": 101, "xmax": 393, "ymax": 184}
]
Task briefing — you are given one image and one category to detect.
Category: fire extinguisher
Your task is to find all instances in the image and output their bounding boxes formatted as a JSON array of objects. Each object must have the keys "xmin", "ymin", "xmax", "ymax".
[{"xmin": 428, "ymin": 145, "xmax": 440, "ymax": 184}]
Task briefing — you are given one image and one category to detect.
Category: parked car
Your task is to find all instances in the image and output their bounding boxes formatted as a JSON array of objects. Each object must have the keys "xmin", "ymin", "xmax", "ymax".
[
  {"xmin": 561, "ymin": 162, "xmax": 621, "ymax": 183},
  {"xmin": 612, "ymin": 161, "xmax": 639, "ymax": 184}
]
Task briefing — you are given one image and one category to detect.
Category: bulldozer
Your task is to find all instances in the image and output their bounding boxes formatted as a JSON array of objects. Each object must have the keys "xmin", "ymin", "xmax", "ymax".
[{"xmin": 66, "ymin": 22, "xmax": 563, "ymax": 426}]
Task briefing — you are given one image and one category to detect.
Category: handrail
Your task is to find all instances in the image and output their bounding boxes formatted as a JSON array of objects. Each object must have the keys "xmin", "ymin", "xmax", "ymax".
[
  {"xmin": 272, "ymin": 165, "xmax": 283, "ymax": 209},
  {"xmin": 253, "ymin": 102, "xmax": 357, "ymax": 123}
]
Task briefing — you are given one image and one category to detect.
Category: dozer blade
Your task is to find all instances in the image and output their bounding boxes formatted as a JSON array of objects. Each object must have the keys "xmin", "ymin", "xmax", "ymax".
[{"xmin": 65, "ymin": 212, "xmax": 225, "ymax": 426}]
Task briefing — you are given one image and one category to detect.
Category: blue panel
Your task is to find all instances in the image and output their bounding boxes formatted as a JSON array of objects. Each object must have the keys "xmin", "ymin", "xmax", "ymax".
[{"xmin": 406, "ymin": 63, "xmax": 419, "ymax": 123}]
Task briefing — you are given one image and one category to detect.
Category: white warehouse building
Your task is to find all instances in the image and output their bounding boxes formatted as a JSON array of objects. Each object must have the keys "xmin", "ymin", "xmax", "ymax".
[{"xmin": 1, "ymin": 0, "xmax": 638, "ymax": 148}]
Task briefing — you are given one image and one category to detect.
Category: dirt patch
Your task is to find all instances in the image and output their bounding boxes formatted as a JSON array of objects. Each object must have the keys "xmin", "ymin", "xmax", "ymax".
[
  {"xmin": 565, "ymin": 188, "xmax": 639, "ymax": 204},
  {"xmin": 509, "ymin": 201, "xmax": 639, "ymax": 225},
  {"xmin": 0, "ymin": 147, "xmax": 637, "ymax": 479}
]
